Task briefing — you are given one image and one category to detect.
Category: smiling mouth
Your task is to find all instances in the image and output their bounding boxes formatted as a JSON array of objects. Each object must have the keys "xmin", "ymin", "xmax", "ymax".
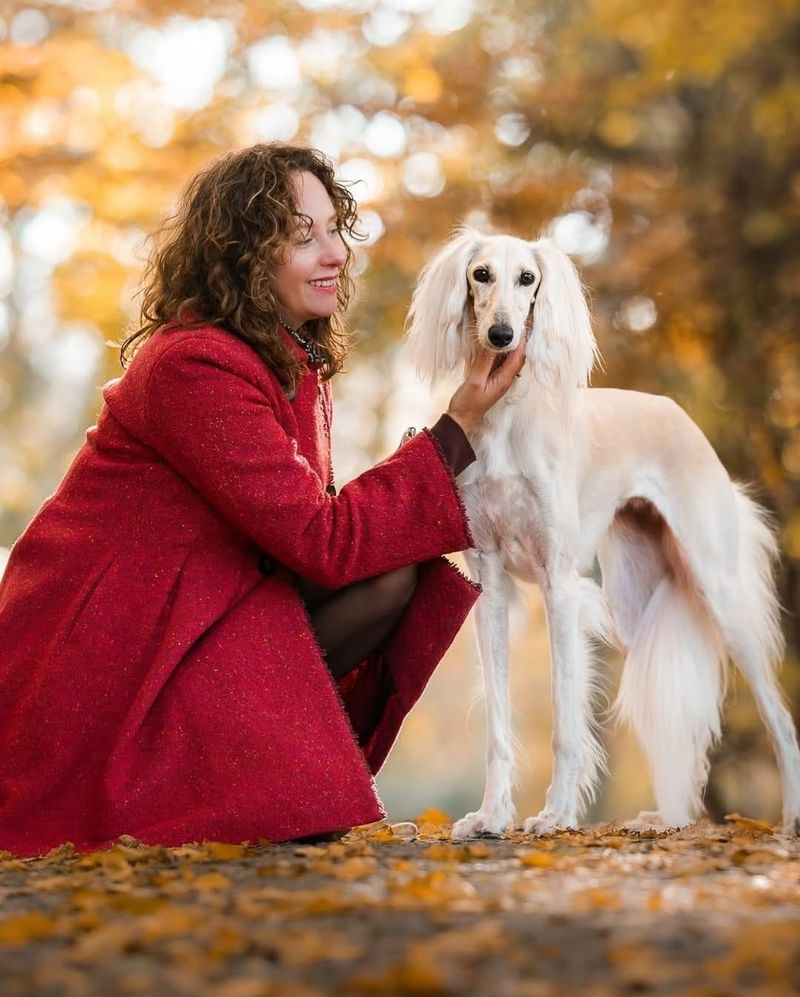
[{"xmin": 309, "ymin": 278, "xmax": 337, "ymax": 289}]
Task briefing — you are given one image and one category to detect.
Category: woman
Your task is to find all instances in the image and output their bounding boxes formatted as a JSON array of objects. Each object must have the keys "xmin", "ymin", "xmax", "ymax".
[{"xmin": 0, "ymin": 144, "xmax": 525, "ymax": 856}]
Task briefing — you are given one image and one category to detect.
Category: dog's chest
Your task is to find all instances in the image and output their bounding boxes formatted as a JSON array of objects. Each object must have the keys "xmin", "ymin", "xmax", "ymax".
[{"xmin": 461, "ymin": 470, "xmax": 549, "ymax": 582}]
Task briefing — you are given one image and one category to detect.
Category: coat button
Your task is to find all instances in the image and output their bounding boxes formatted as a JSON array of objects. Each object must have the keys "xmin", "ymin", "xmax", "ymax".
[
  {"xmin": 258, "ymin": 554, "xmax": 274, "ymax": 576},
  {"xmin": 326, "ymin": 484, "xmax": 337, "ymax": 496}
]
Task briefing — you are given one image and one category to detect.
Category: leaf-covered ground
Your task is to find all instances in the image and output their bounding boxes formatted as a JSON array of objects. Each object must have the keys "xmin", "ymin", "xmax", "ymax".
[{"xmin": 0, "ymin": 814, "xmax": 799, "ymax": 996}]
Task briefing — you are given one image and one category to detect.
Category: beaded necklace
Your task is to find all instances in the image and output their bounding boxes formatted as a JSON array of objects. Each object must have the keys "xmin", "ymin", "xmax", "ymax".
[
  {"xmin": 280, "ymin": 321, "xmax": 335, "ymax": 493},
  {"xmin": 280, "ymin": 322, "xmax": 326, "ymax": 368}
]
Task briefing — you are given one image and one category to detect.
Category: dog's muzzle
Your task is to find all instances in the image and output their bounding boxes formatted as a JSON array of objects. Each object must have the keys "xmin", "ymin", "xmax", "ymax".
[{"xmin": 488, "ymin": 323, "xmax": 514, "ymax": 348}]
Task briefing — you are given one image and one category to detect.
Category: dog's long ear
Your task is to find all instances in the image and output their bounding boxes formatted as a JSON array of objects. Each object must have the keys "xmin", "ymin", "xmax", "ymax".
[
  {"xmin": 404, "ymin": 227, "xmax": 483, "ymax": 387},
  {"xmin": 529, "ymin": 239, "xmax": 599, "ymax": 392}
]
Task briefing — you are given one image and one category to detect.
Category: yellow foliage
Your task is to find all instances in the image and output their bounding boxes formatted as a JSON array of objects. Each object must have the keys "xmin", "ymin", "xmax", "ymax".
[
  {"xmin": 139, "ymin": 903, "xmax": 203, "ymax": 941},
  {"xmin": 584, "ymin": 0, "xmax": 797, "ymax": 87},
  {"xmin": 782, "ymin": 511, "xmax": 800, "ymax": 559},
  {"xmin": 575, "ymin": 887, "xmax": 623, "ymax": 911},
  {"xmin": 192, "ymin": 872, "xmax": 233, "ymax": 892},
  {"xmin": 0, "ymin": 911, "xmax": 59, "ymax": 945},
  {"xmin": 322, "ymin": 857, "xmax": 377, "ymax": 881},
  {"xmin": 105, "ymin": 893, "xmax": 166, "ymax": 915},
  {"xmin": 517, "ymin": 850, "xmax": 557, "ymax": 869},
  {"xmin": 597, "ymin": 110, "xmax": 640, "ymax": 148},
  {"xmin": 201, "ymin": 842, "xmax": 249, "ymax": 861},
  {"xmin": 347, "ymin": 958, "xmax": 446, "ymax": 995},
  {"xmin": 402, "ymin": 66, "xmax": 442, "ymax": 103},
  {"xmin": 0, "ymin": 822, "xmax": 799, "ymax": 991},
  {"xmin": 414, "ymin": 807, "xmax": 452, "ymax": 826},
  {"xmin": 389, "ymin": 869, "xmax": 477, "ymax": 906},
  {"xmin": 723, "ymin": 813, "xmax": 775, "ymax": 835},
  {"xmin": 422, "ymin": 843, "xmax": 490, "ymax": 862}
]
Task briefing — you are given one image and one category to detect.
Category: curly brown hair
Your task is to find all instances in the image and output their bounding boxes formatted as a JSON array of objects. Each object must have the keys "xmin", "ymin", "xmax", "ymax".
[{"xmin": 120, "ymin": 143, "xmax": 362, "ymax": 394}]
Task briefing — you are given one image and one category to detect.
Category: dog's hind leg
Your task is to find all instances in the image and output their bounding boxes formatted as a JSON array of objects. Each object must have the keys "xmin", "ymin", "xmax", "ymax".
[
  {"xmin": 452, "ymin": 549, "xmax": 518, "ymax": 838},
  {"xmin": 719, "ymin": 611, "xmax": 800, "ymax": 833},
  {"xmin": 602, "ymin": 503, "xmax": 725, "ymax": 829},
  {"xmin": 706, "ymin": 488, "xmax": 800, "ymax": 833}
]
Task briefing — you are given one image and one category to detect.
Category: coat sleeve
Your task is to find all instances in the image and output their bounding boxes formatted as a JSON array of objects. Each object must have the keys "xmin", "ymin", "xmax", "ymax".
[{"xmin": 143, "ymin": 337, "xmax": 474, "ymax": 589}]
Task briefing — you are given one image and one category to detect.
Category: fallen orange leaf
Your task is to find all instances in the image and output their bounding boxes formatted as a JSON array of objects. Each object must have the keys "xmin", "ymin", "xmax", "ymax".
[
  {"xmin": 0, "ymin": 911, "xmax": 59, "ymax": 945},
  {"xmin": 517, "ymin": 851, "xmax": 556, "ymax": 869},
  {"xmin": 414, "ymin": 807, "xmax": 452, "ymax": 826},
  {"xmin": 724, "ymin": 813, "xmax": 774, "ymax": 835}
]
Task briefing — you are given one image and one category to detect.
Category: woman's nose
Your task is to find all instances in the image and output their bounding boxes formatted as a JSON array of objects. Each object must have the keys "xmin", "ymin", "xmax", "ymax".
[{"xmin": 322, "ymin": 232, "xmax": 347, "ymax": 266}]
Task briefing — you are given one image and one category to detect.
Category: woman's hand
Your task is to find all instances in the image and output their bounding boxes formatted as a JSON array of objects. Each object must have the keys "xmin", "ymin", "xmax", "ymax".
[{"xmin": 446, "ymin": 336, "xmax": 527, "ymax": 435}]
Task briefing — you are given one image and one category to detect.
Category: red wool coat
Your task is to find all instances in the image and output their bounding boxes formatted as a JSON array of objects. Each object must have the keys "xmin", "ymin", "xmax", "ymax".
[{"xmin": 0, "ymin": 323, "xmax": 480, "ymax": 857}]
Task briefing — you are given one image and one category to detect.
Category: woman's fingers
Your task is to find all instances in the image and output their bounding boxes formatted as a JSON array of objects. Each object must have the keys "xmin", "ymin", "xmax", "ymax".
[
  {"xmin": 472, "ymin": 342, "xmax": 521, "ymax": 381},
  {"xmin": 479, "ymin": 338, "xmax": 527, "ymax": 396},
  {"xmin": 470, "ymin": 347, "xmax": 495, "ymax": 381},
  {"xmin": 494, "ymin": 337, "xmax": 527, "ymax": 383},
  {"xmin": 446, "ymin": 335, "xmax": 528, "ymax": 433}
]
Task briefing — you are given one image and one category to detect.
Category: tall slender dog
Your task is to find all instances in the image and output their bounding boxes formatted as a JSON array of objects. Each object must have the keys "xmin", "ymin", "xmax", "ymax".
[{"xmin": 405, "ymin": 227, "xmax": 800, "ymax": 837}]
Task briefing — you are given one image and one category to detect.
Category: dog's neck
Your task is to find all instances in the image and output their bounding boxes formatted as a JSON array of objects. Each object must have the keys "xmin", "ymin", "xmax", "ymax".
[{"xmin": 488, "ymin": 371, "xmax": 578, "ymax": 418}]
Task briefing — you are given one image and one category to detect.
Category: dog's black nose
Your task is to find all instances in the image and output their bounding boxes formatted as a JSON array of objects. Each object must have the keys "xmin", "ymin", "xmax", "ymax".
[{"xmin": 488, "ymin": 324, "xmax": 514, "ymax": 348}]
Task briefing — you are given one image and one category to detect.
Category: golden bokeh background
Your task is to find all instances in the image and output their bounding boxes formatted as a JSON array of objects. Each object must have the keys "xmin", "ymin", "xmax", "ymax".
[{"xmin": 1, "ymin": 0, "xmax": 798, "ymax": 825}]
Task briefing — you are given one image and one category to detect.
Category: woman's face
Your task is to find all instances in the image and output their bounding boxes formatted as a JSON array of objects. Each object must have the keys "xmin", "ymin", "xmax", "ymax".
[{"xmin": 274, "ymin": 170, "xmax": 347, "ymax": 330}]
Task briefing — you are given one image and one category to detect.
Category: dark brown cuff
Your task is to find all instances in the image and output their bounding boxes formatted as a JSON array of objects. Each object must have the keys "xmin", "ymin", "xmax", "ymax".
[{"xmin": 430, "ymin": 414, "xmax": 477, "ymax": 477}]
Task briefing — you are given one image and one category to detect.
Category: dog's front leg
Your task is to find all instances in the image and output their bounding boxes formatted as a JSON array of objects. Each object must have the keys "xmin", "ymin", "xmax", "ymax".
[
  {"xmin": 523, "ymin": 567, "xmax": 602, "ymax": 835},
  {"xmin": 452, "ymin": 549, "xmax": 517, "ymax": 839}
]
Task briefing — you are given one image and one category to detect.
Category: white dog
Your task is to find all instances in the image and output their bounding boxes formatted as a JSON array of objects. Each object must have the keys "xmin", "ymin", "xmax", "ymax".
[{"xmin": 405, "ymin": 227, "xmax": 800, "ymax": 837}]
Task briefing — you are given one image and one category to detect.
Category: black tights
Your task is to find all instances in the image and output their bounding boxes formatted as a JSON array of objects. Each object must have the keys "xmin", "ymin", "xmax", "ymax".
[{"xmin": 296, "ymin": 565, "xmax": 418, "ymax": 680}]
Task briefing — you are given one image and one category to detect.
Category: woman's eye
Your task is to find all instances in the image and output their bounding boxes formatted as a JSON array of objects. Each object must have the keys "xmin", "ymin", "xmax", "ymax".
[
  {"xmin": 473, "ymin": 267, "xmax": 490, "ymax": 283},
  {"xmin": 520, "ymin": 271, "xmax": 536, "ymax": 286}
]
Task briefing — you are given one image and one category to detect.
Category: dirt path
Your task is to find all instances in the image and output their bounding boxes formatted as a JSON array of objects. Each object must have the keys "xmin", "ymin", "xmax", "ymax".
[{"xmin": 0, "ymin": 818, "xmax": 798, "ymax": 995}]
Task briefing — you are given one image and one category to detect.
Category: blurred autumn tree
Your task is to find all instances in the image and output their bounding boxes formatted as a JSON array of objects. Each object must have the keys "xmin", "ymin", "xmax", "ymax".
[{"xmin": 1, "ymin": 0, "xmax": 798, "ymax": 815}]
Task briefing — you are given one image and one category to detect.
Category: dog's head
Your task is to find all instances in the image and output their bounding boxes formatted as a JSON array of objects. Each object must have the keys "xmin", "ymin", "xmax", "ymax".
[{"xmin": 405, "ymin": 227, "xmax": 599, "ymax": 393}]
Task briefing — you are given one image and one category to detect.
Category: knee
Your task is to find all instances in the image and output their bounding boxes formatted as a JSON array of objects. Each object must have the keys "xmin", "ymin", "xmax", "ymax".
[{"xmin": 371, "ymin": 565, "xmax": 418, "ymax": 618}]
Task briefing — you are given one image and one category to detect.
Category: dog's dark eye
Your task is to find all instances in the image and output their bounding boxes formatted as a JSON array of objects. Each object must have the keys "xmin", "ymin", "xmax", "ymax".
[
  {"xmin": 519, "ymin": 271, "xmax": 536, "ymax": 286},
  {"xmin": 473, "ymin": 267, "xmax": 491, "ymax": 283}
]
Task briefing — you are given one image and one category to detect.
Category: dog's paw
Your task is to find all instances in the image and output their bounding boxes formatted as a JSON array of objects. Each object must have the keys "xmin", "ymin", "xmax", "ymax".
[
  {"xmin": 623, "ymin": 810, "xmax": 667, "ymax": 832},
  {"xmin": 451, "ymin": 810, "xmax": 513, "ymax": 839},
  {"xmin": 622, "ymin": 811, "xmax": 687, "ymax": 834},
  {"xmin": 522, "ymin": 811, "xmax": 575, "ymax": 836},
  {"xmin": 781, "ymin": 813, "xmax": 800, "ymax": 836}
]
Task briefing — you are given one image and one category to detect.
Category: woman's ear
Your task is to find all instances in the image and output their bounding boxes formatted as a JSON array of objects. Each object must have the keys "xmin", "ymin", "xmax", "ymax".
[
  {"xmin": 529, "ymin": 238, "xmax": 599, "ymax": 392},
  {"xmin": 405, "ymin": 227, "xmax": 483, "ymax": 388}
]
